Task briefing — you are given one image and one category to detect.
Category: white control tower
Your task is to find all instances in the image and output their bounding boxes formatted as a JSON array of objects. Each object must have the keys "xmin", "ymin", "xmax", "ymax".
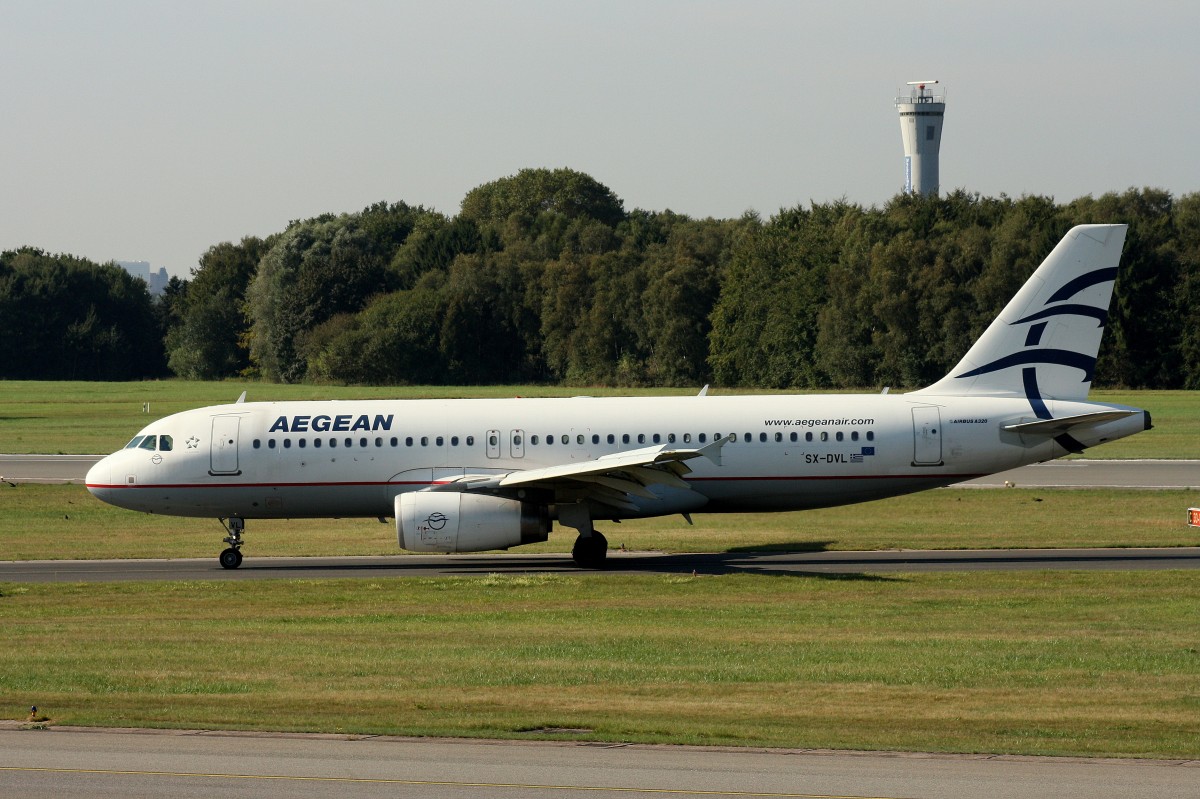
[{"xmin": 895, "ymin": 80, "xmax": 945, "ymax": 195}]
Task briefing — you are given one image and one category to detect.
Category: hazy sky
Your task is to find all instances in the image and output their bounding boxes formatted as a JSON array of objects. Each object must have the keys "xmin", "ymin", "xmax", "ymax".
[{"xmin": 4, "ymin": 1, "xmax": 1197, "ymax": 276}]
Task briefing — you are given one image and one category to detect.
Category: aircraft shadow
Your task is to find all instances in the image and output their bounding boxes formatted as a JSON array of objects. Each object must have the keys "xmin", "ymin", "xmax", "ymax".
[{"xmin": 240, "ymin": 551, "xmax": 904, "ymax": 581}]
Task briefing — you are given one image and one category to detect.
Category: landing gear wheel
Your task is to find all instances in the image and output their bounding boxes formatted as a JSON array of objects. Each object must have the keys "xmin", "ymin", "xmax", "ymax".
[
  {"xmin": 572, "ymin": 531, "xmax": 608, "ymax": 569},
  {"xmin": 219, "ymin": 547, "xmax": 243, "ymax": 569}
]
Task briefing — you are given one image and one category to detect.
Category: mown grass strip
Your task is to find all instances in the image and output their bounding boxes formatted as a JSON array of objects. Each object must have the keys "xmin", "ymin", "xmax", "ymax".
[
  {"xmin": 2, "ymin": 571, "xmax": 1198, "ymax": 757},
  {"xmin": 0, "ymin": 381, "xmax": 1192, "ymax": 458},
  {"xmin": 1, "ymin": 484, "xmax": 1195, "ymax": 561}
]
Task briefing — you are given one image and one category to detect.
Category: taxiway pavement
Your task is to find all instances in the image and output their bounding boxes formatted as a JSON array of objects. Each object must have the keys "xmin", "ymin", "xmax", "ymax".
[
  {"xmin": 2, "ymin": 547, "xmax": 1199, "ymax": 583},
  {"xmin": 1, "ymin": 727, "xmax": 1196, "ymax": 799}
]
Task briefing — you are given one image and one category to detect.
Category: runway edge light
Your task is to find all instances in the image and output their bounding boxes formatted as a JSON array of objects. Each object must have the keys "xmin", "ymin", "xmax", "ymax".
[{"xmin": 1188, "ymin": 508, "xmax": 1200, "ymax": 527}]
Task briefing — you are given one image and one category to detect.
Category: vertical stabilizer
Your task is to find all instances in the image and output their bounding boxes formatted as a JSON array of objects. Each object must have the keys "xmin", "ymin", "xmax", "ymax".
[{"xmin": 914, "ymin": 224, "xmax": 1127, "ymax": 402}]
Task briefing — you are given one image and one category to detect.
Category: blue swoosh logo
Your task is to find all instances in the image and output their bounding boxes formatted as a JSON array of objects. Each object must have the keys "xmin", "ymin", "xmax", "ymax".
[
  {"xmin": 1045, "ymin": 267, "xmax": 1118, "ymax": 304},
  {"xmin": 956, "ymin": 349, "xmax": 1097, "ymax": 382},
  {"xmin": 1013, "ymin": 304, "xmax": 1108, "ymax": 327}
]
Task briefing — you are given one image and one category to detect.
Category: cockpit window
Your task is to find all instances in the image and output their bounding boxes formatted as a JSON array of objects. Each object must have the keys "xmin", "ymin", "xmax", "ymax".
[
  {"xmin": 139, "ymin": 436, "xmax": 158, "ymax": 450},
  {"xmin": 125, "ymin": 436, "xmax": 146, "ymax": 449},
  {"xmin": 159, "ymin": 435, "xmax": 173, "ymax": 451}
]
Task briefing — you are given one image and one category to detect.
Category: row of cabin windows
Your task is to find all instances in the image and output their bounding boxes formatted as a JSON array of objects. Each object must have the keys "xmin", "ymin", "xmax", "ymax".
[
  {"xmin": 252, "ymin": 435, "xmax": 477, "ymax": 451},
  {"xmin": 249, "ymin": 430, "xmax": 877, "ymax": 451},
  {"xmin": 521, "ymin": 431, "xmax": 875, "ymax": 446}
]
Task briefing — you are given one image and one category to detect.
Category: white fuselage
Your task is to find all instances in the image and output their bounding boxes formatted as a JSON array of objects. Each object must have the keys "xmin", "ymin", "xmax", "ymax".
[{"xmin": 85, "ymin": 392, "xmax": 1147, "ymax": 523}]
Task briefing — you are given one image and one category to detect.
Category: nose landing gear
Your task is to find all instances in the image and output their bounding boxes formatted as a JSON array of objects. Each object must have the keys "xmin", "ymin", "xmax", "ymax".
[{"xmin": 219, "ymin": 517, "xmax": 245, "ymax": 569}]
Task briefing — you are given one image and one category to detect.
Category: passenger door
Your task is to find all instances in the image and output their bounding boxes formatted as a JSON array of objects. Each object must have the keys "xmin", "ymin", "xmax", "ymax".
[{"xmin": 210, "ymin": 416, "xmax": 241, "ymax": 475}]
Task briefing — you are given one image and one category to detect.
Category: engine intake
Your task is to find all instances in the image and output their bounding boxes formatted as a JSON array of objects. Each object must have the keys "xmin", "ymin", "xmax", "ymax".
[{"xmin": 396, "ymin": 492, "xmax": 550, "ymax": 553}]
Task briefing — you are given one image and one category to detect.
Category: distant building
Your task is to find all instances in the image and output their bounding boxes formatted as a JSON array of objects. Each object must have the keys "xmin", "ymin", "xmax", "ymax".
[
  {"xmin": 895, "ymin": 80, "xmax": 946, "ymax": 196},
  {"xmin": 116, "ymin": 260, "xmax": 171, "ymax": 296}
]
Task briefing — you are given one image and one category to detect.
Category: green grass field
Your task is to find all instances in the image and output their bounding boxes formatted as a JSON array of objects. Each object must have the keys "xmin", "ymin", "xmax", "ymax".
[
  {"xmin": 2, "ymin": 571, "xmax": 1198, "ymax": 757},
  {"xmin": 1, "ymin": 483, "xmax": 1195, "ymax": 561},
  {"xmin": 0, "ymin": 380, "xmax": 1194, "ymax": 458}
]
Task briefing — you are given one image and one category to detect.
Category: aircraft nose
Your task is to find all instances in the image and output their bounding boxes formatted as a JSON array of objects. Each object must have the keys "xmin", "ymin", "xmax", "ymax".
[{"xmin": 85, "ymin": 457, "xmax": 111, "ymax": 491}]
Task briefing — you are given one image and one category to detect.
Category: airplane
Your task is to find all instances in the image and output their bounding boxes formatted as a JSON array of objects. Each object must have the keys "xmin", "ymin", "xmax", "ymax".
[{"xmin": 86, "ymin": 224, "xmax": 1151, "ymax": 569}]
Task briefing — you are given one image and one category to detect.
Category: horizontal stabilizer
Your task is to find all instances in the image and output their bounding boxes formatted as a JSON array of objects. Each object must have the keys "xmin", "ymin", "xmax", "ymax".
[{"xmin": 1001, "ymin": 410, "xmax": 1139, "ymax": 436}]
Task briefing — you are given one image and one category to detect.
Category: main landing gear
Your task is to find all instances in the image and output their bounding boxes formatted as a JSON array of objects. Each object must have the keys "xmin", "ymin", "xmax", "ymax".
[
  {"xmin": 571, "ymin": 531, "xmax": 608, "ymax": 569},
  {"xmin": 559, "ymin": 501, "xmax": 609, "ymax": 569},
  {"xmin": 219, "ymin": 517, "xmax": 245, "ymax": 569}
]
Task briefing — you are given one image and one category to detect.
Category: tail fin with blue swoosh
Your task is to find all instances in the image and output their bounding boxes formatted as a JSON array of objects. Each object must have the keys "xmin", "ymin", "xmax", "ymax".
[{"xmin": 912, "ymin": 224, "xmax": 1127, "ymax": 403}]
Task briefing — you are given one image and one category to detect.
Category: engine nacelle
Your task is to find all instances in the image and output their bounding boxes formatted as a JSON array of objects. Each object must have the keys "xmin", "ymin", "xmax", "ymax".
[{"xmin": 396, "ymin": 492, "xmax": 550, "ymax": 553}]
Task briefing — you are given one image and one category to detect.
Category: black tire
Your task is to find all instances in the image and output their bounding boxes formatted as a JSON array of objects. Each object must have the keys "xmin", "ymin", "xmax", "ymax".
[
  {"xmin": 219, "ymin": 548, "xmax": 243, "ymax": 569},
  {"xmin": 571, "ymin": 532, "xmax": 608, "ymax": 569}
]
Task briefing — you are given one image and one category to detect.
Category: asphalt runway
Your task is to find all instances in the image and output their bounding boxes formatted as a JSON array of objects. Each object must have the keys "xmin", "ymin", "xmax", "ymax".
[
  {"xmin": 2, "ymin": 727, "xmax": 1196, "ymax": 799},
  {"xmin": 3, "ymin": 547, "xmax": 1200, "ymax": 583}
]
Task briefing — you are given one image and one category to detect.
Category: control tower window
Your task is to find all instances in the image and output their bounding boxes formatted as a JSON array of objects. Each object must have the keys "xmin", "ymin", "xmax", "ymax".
[{"xmin": 925, "ymin": 125, "xmax": 935, "ymax": 141}]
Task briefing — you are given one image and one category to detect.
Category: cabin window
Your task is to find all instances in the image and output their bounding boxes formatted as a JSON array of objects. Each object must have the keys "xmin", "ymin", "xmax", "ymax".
[
  {"xmin": 314, "ymin": 438, "xmax": 322, "ymax": 448},
  {"xmin": 806, "ymin": 432, "xmax": 814, "ymax": 442},
  {"xmin": 253, "ymin": 439, "xmax": 261, "ymax": 449},
  {"xmin": 420, "ymin": 437, "xmax": 429, "ymax": 447},
  {"xmin": 576, "ymin": 434, "xmax": 584, "ymax": 445},
  {"xmin": 759, "ymin": 432, "xmax": 768, "ymax": 443},
  {"xmin": 328, "ymin": 438, "xmax": 336, "ymax": 448},
  {"xmin": 562, "ymin": 434, "xmax": 569, "ymax": 445},
  {"xmin": 268, "ymin": 439, "xmax": 276, "ymax": 449},
  {"xmin": 622, "ymin": 434, "xmax": 630, "ymax": 444},
  {"xmin": 683, "ymin": 433, "xmax": 691, "ymax": 443},
  {"xmin": 390, "ymin": 437, "xmax": 398, "ymax": 447},
  {"xmin": 531, "ymin": 435, "xmax": 540, "ymax": 445},
  {"xmin": 545, "ymin": 435, "xmax": 553, "ymax": 446},
  {"xmin": 790, "ymin": 432, "xmax": 798, "ymax": 442},
  {"xmin": 488, "ymin": 434, "xmax": 498, "ymax": 447},
  {"xmin": 851, "ymin": 431, "xmax": 859, "ymax": 441},
  {"xmin": 667, "ymin": 433, "xmax": 676, "ymax": 444},
  {"xmin": 836, "ymin": 431, "xmax": 844, "ymax": 442},
  {"xmin": 592, "ymin": 434, "xmax": 600, "ymax": 444},
  {"xmin": 775, "ymin": 432, "xmax": 783, "ymax": 442},
  {"xmin": 699, "ymin": 433, "xmax": 707, "ymax": 443},
  {"xmin": 283, "ymin": 439, "xmax": 291, "ymax": 449},
  {"xmin": 607, "ymin": 434, "xmax": 615, "ymax": 444},
  {"xmin": 345, "ymin": 438, "xmax": 352, "ymax": 448},
  {"xmin": 406, "ymin": 437, "xmax": 414, "ymax": 447},
  {"xmin": 299, "ymin": 439, "xmax": 307, "ymax": 449},
  {"xmin": 652, "ymin": 433, "xmax": 661, "ymax": 444},
  {"xmin": 820, "ymin": 432, "xmax": 828, "ymax": 442},
  {"xmin": 375, "ymin": 437, "xmax": 383, "ymax": 447},
  {"xmin": 466, "ymin": 436, "xmax": 475, "ymax": 446},
  {"xmin": 435, "ymin": 436, "xmax": 444, "ymax": 447},
  {"xmin": 866, "ymin": 431, "xmax": 875, "ymax": 441},
  {"xmin": 451, "ymin": 436, "xmax": 459, "ymax": 446},
  {"xmin": 638, "ymin": 434, "xmax": 646, "ymax": 444},
  {"xmin": 743, "ymin": 433, "xmax": 752, "ymax": 443}
]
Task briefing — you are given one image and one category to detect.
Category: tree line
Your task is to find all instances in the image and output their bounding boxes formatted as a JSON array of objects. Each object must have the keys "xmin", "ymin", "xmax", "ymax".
[{"xmin": 4, "ymin": 169, "xmax": 1199, "ymax": 389}]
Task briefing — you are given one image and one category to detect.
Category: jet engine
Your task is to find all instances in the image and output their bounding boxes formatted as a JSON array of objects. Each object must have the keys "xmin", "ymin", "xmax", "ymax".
[{"xmin": 396, "ymin": 492, "xmax": 550, "ymax": 553}]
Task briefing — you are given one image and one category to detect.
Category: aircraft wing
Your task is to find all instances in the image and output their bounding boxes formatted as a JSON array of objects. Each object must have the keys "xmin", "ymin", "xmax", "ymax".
[
  {"xmin": 432, "ymin": 436, "xmax": 732, "ymax": 512},
  {"xmin": 1002, "ymin": 410, "xmax": 1139, "ymax": 436}
]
